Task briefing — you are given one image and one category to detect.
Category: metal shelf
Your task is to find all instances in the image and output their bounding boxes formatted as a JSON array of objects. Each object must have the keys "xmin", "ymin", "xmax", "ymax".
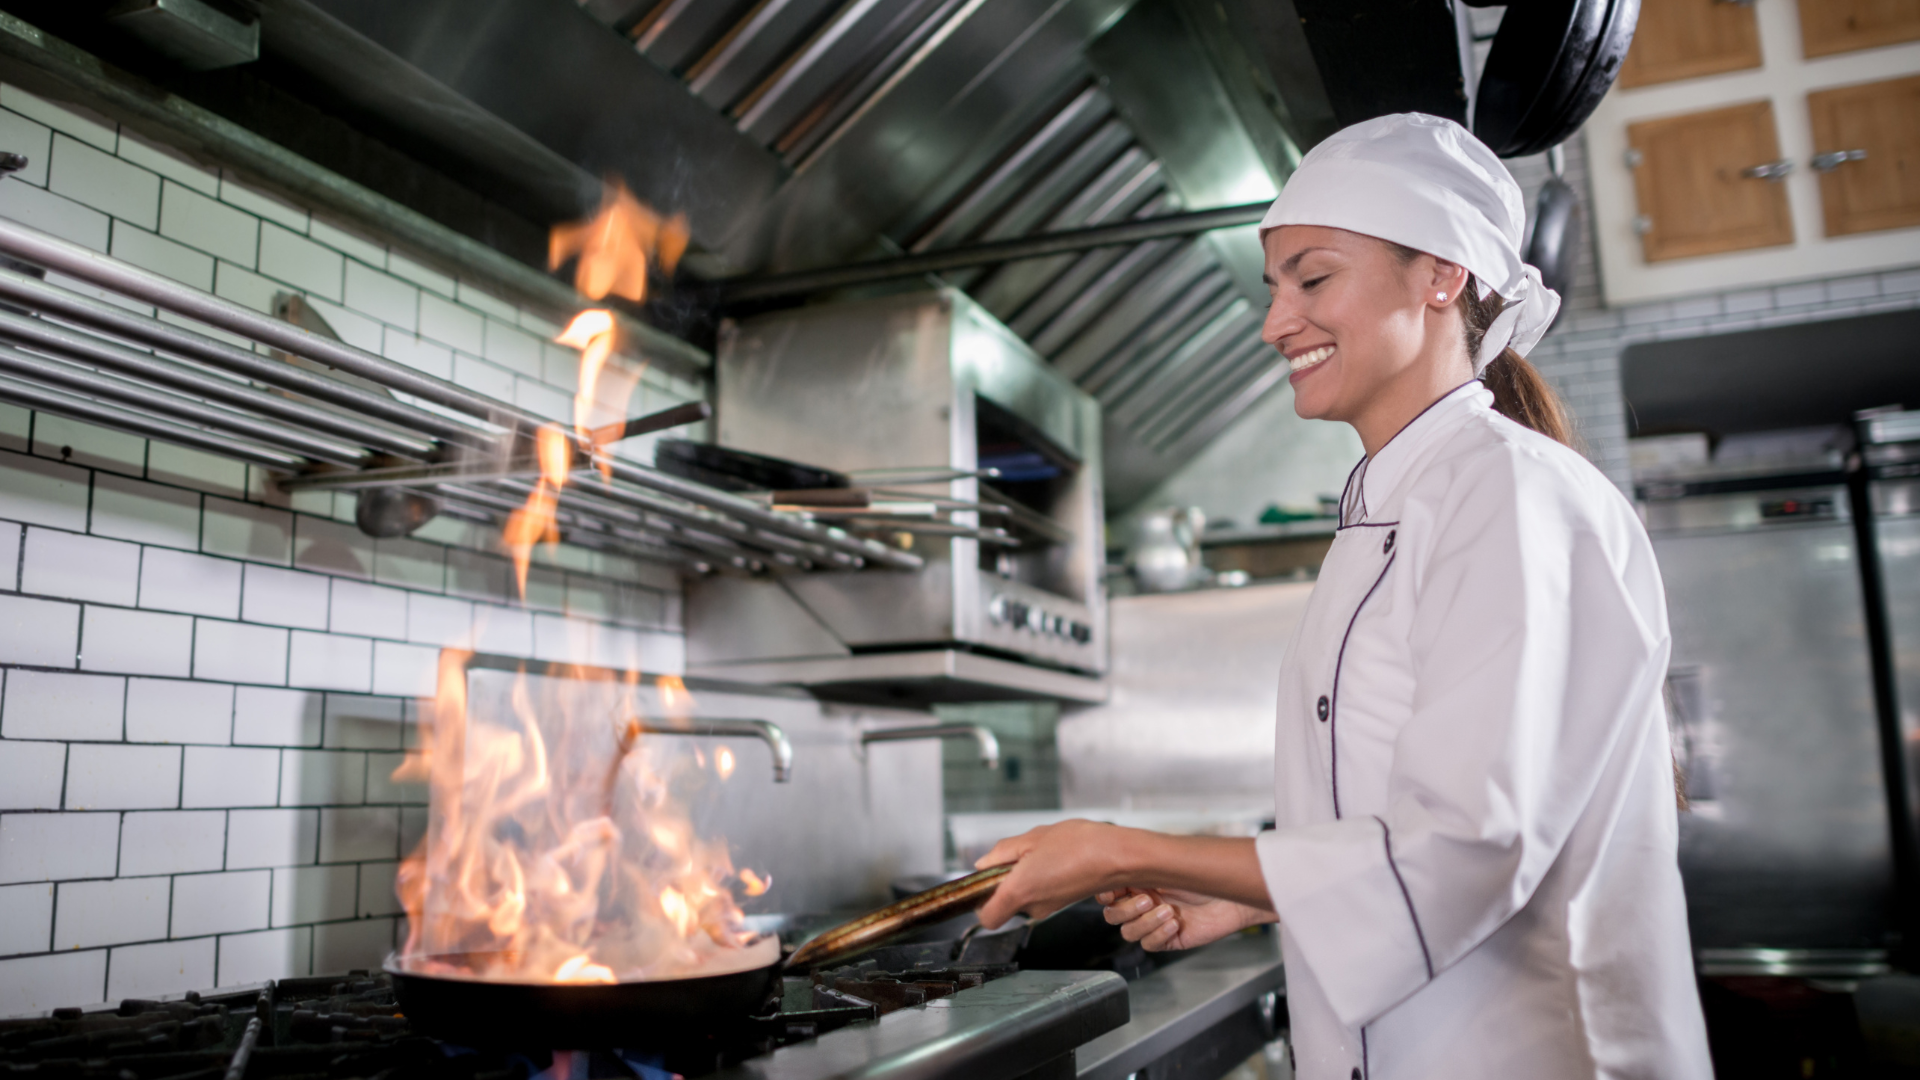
[{"xmin": 0, "ymin": 216, "xmax": 921, "ymax": 576}]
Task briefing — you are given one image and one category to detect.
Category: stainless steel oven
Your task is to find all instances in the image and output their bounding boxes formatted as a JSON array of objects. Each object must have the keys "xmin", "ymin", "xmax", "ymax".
[{"xmin": 686, "ymin": 289, "xmax": 1107, "ymax": 704}]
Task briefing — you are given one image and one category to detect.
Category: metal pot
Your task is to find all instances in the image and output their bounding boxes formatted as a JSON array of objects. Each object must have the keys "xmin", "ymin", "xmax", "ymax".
[{"xmin": 1128, "ymin": 507, "xmax": 1205, "ymax": 593}]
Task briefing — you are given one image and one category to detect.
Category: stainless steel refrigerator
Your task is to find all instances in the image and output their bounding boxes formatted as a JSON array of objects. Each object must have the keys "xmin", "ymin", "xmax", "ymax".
[
  {"xmin": 1864, "ymin": 410, "xmax": 1920, "ymax": 960},
  {"xmin": 1641, "ymin": 443, "xmax": 1901, "ymax": 974}
]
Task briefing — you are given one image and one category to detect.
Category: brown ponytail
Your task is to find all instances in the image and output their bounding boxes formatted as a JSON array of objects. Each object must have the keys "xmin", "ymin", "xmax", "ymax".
[
  {"xmin": 1456, "ymin": 286, "xmax": 1578, "ymax": 449},
  {"xmin": 1382, "ymin": 240, "xmax": 1578, "ymax": 449}
]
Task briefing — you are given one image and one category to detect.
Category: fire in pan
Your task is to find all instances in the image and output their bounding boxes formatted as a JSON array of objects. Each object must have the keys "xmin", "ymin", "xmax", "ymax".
[{"xmin": 387, "ymin": 866, "xmax": 1011, "ymax": 1048}]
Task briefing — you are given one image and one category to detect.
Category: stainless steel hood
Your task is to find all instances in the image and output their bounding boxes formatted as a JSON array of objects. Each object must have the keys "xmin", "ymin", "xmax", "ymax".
[
  {"xmin": 252, "ymin": 0, "xmax": 785, "ymax": 259},
  {"xmin": 215, "ymin": 0, "xmax": 1362, "ymax": 509},
  {"xmin": 2, "ymin": 0, "xmax": 1488, "ymax": 512}
]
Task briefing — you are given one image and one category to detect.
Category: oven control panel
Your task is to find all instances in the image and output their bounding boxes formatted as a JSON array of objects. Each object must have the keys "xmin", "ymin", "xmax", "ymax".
[{"xmin": 986, "ymin": 594, "xmax": 1094, "ymax": 644}]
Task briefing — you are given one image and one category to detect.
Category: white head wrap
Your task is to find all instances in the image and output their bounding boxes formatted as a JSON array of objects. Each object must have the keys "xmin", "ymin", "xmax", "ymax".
[{"xmin": 1259, "ymin": 112, "xmax": 1560, "ymax": 373}]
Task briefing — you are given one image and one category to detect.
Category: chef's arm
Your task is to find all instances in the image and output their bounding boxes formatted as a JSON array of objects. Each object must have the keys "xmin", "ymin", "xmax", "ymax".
[
  {"xmin": 1257, "ymin": 455, "xmax": 1668, "ymax": 1029},
  {"xmin": 1112, "ymin": 830, "xmax": 1278, "ymax": 912},
  {"xmin": 973, "ymin": 822, "xmax": 1276, "ymax": 928}
]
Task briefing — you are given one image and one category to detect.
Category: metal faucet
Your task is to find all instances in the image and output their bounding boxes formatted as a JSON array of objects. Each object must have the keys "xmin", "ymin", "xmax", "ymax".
[
  {"xmin": 861, "ymin": 723, "xmax": 1001, "ymax": 769},
  {"xmin": 629, "ymin": 717, "xmax": 794, "ymax": 782}
]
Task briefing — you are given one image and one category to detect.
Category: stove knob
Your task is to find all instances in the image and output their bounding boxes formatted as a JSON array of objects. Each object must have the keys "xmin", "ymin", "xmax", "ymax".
[
  {"xmin": 1024, "ymin": 605, "xmax": 1045, "ymax": 633},
  {"xmin": 987, "ymin": 595, "xmax": 1009, "ymax": 625},
  {"xmin": 1005, "ymin": 600, "xmax": 1030, "ymax": 630},
  {"xmin": 1069, "ymin": 621, "xmax": 1092, "ymax": 644}
]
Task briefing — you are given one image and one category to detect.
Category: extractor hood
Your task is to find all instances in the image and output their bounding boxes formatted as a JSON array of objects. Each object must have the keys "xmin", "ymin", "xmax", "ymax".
[{"xmin": 0, "ymin": 0, "xmax": 1629, "ymax": 513}]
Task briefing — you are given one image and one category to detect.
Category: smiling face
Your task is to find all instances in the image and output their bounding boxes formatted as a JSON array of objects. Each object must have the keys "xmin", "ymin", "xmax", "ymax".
[{"xmin": 1260, "ymin": 225, "xmax": 1474, "ymax": 453}]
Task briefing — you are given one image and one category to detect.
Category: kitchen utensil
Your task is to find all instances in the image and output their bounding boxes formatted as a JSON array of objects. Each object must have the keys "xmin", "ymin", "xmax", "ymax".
[
  {"xmin": 590, "ymin": 400, "xmax": 711, "ymax": 445},
  {"xmin": 1128, "ymin": 507, "xmax": 1205, "ymax": 593},
  {"xmin": 656, "ymin": 438, "xmax": 848, "ymax": 492},
  {"xmin": 1525, "ymin": 148, "xmax": 1580, "ymax": 312},
  {"xmin": 355, "ymin": 486, "xmax": 442, "ymax": 538},
  {"xmin": 388, "ymin": 865, "xmax": 1013, "ymax": 1046},
  {"xmin": 387, "ymin": 948, "xmax": 784, "ymax": 1048},
  {"xmin": 785, "ymin": 865, "xmax": 1012, "ymax": 968}
]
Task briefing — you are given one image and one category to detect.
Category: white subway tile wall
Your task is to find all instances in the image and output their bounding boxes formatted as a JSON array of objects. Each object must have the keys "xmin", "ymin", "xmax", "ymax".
[{"xmin": 0, "ymin": 82, "xmax": 700, "ymax": 1012}]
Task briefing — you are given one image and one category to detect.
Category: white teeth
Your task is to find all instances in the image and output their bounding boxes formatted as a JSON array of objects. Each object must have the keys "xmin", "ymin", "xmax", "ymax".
[{"xmin": 1289, "ymin": 345, "xmax": 1333, "ymax": 373}]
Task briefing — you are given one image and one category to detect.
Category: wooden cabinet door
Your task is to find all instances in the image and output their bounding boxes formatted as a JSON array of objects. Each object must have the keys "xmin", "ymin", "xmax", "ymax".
[
  {"xmin": 1619, "ymin": 0, "xmax": 1764, "ymax": 87},
  {"xmin": 1799, "ymin": 0, "xmax": 1920, "ymax": 58},
  {"xmin": 1628, "ymin": 101, "xmax": 1795, "ymax": 261},
  {"xmin": 1808, "ymin": 74, "xmax": 1920, "ymax": 235}
]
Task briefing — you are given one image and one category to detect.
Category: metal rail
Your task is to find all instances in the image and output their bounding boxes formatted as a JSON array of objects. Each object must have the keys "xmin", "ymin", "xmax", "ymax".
[
  {"xmin": 0, "ymin": 266, "xmax": 478, "ymax": 449},
  {"xmin": 0, "ymin": 305, "xmax": 432, "ymax": 457},
  {"xmin": 0, "ymin": 215, "xmax": 922, "ymax": 577},
  {"xmin": 718, "ymin": 200, "xmax": 1272, "ymax": 302},
  {"xmin": 0, "ymin": 9, "xmax": 711, "ymax": 382},
  {"xmin": 0, "ymin": 371, "xmax": 304, "ymax": 470}
]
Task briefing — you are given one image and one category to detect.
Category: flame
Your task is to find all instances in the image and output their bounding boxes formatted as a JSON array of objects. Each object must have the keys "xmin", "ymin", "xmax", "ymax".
[
  {"xmin": 499, "ymin": 180, "xmax": 686, "ymax": 601},
  {"xmin": 659, "ymin": 886, "xmax": 695, "ymax": 937},
  {"xmin": 554, "ymin": 955, "xmax": 617, "ymax": 984},
  {"xmin": 394, "ymin": 652, "xmax": 774, "ymax": 985},
  {"xmin": 500, "ymin": 424, "xmax": 572, "ymax": 597},
  {"xmin": 715, "ymin": 746, "xmax": 736, "ymax": 781},
  {"xmin": 659, "ymin": 675, "xmax": 691, "ymax": 718},
  {"xmin": 554, "ymin": 311, "xmax": 644, "ymax": 481},
  {"xmin": 557, "ymin": 310, "xmax": 620, "ymax": 452},
  {"xmin": 548, "ymin": 179, "xmax": 688, "ymax": 305},
  {"xmin": 409, "ymin": 181, "xmax": 765, "ymax": 985},
  {"xmin": 535, "ymin": 424, "xmax": 572, "ymax": 486}
]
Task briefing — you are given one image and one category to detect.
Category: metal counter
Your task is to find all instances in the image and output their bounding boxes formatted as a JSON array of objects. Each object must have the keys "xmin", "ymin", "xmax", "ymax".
[
  {"xmin": 1076, "ymin": 931, "xmax": 1286, "ymax": 1080},
  {"xmin": 710, "ymin": 970, "xmax": 1129, "ymax": 1080}
]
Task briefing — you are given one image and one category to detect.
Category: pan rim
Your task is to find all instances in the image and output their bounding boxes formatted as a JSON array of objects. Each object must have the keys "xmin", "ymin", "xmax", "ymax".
[{"xmin": 383, "ymin": 935, "xmax": 783, "ymax": 987}]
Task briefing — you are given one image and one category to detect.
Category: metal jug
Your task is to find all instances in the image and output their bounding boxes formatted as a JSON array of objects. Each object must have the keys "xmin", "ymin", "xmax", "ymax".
[{"xmin": 1128, "ymin": 507, "xmax": 1205, "ymax": 593}]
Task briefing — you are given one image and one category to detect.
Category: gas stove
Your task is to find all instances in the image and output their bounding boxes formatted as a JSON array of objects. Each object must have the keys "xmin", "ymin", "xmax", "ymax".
[
  {"xmin": 0, "ymin": 960, "xmax": 1124, "ymax": 1080},
  {"xmin": 0, "ymin": 913, "xmax": 1291, "ymax": 1080}
]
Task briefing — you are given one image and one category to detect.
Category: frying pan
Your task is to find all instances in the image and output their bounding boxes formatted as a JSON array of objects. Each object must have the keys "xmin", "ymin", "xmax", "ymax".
[
  {"xmin": 388, "ymin": 865, "xmax": 1011, "ymax": 1048},
  {"xmin": 1526, "ymin": 173, "xmax": 1581, "ymax": 301},
  {"xmin": 1472, "ymin": 0, "xmax": 1640, "ymax": 158}
]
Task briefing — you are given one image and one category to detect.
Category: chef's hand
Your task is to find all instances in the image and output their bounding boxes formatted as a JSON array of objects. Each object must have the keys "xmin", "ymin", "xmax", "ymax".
[
  {"xmin": 972, "ymin": 819, "xmax": 1126, "ymax": 929},
  {"xmin": 1096, "ymin": 887, "xmax": 1266, "ymax": 951}
]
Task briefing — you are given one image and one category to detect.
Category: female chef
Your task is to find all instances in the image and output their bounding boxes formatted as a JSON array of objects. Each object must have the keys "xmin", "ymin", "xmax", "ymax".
[{"xmin": 973, "ymin": 113, "xmax": 1713, "ymax": 1078}]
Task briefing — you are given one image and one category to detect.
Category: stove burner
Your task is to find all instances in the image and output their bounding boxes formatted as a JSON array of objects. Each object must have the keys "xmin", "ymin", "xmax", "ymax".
[
  {"xmin": 810, "ymin": 961, "xmax": 1013, "ymax": 1014},
  {"xmin": 0, "ymin": 904, "xmax": 1156, "ymax": 1079},
  {"xmin": 0, "ymin": 960, "xmax": 1028, "ymax": 1080}
]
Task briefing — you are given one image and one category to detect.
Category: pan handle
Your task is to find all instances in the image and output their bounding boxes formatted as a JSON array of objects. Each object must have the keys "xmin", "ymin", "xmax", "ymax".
[{"xmin": 785, "ymin": 865, "xmax": 1012, "ymax": 970}]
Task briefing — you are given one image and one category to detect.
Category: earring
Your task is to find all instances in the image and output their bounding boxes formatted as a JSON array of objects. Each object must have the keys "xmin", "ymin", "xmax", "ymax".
[{"xmin": 1436, "ymin": 291, "xmax": 1448, "ymax": 302}]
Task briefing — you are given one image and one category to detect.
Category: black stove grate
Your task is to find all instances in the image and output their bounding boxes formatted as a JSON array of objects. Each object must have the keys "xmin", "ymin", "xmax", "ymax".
[{"xmin": 0, "ymin": 961, "xmax": 1033, "ymax": 1080}]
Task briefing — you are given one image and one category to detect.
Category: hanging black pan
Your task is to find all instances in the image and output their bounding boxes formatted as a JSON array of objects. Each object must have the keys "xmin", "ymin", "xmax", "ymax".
[
  {"xmin": 387, "ymin": 865, "xmax": 1011, "ymax": 1048},
  {"xmin": 1472, "ymin": 0, "xmax": 1640, "ymax": 158}
]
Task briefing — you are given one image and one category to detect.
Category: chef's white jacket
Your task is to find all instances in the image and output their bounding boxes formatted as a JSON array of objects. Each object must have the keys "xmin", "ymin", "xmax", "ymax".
[{"xmin": 1256, "ymin": 383, "xmax": 1712, "ymax": 1079}]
